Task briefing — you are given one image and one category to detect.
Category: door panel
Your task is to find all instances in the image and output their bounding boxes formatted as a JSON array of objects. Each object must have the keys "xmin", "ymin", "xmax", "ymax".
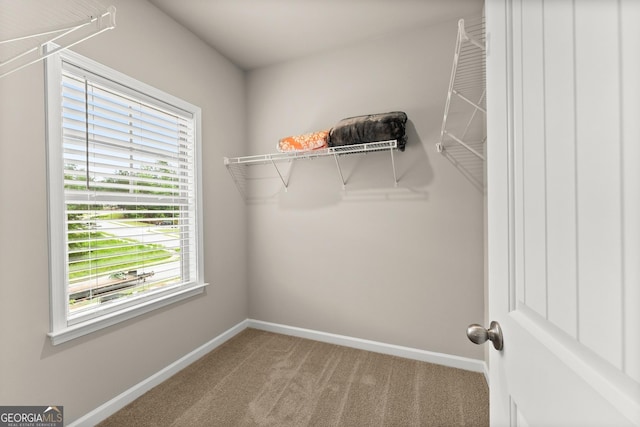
[
  {"xmin": 542, "ymin": 0, "xmax": 577, "ymax": 339},
  {"xmin": 621, "ymin": 0, "xmax": 640, "ymax": 385},
  {"xmin": 486, "ymin": 0, "xmax": 640, "ymax": 425},
  {"xmin": 519, "ymin": 0, "xmax": 547, "ymax": 319},
  {"xmin": 573, "ymin": 0, "xmax": 623, "ymax": 368}
]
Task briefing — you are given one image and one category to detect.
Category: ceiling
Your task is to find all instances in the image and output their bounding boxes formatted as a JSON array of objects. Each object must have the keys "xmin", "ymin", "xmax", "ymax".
[{"xmin": 148, "ymin": 0, "xmax": 483, "ymax": 70}]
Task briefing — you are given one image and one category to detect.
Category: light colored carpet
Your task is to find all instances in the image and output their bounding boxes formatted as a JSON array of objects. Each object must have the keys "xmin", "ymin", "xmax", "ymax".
[{"xmin": 98, "ymin": 328, "xmax": 488, "ymax": 426}]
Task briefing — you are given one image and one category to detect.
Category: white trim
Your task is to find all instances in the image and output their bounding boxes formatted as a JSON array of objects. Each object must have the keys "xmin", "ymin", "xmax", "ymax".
[
  {"xmin": 48, "ymin": 284, "xmax": 208, "ymax": 346},
  {"xmin": 483, "ymin": 360, "xmax": 490, "ymax": 387},
  {"xmin": 45, "ymin": 47, "xmax": 206, "ymax": 345},
  {"xmin": 69, "ymin": 319, "xmax": 249, "ymax": 427},
  {"xmin": 70, "ymin": 318, "xmax": 487, "ymax": 426},
  {"xmin": 247, "ymin": 319, "xmax": 486, "ymax": 374}
]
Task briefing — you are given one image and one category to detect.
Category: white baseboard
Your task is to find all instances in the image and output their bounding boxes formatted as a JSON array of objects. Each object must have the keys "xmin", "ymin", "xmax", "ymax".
[
  {"xmin": 247, "ymin": 319, "xmax": 487, "ymax": 375},
  {"xmin": 69, "ymin": 319, "xmax": 249, "ymax": 427},
  {"xmin": 72, "ymin": 318, "xmax": 488, "ymax": 426},
  {"xmin": 483, "ymin": 361, "xmax": 490, "ymax": 387}
]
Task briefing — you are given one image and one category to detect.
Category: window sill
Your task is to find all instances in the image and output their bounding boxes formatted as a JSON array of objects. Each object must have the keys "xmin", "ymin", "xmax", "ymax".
[{"xmin": 47, "ymin": 283, "xmax": 208, "ymax": 346}]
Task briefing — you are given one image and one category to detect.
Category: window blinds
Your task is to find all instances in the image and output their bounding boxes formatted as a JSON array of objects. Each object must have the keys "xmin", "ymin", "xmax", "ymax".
[{"xmin": 60, "ymin": 61, "xmax": 197, "ymax": 315}]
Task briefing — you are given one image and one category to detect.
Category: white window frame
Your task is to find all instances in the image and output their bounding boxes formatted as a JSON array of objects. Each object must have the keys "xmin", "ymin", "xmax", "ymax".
[{"xmin": 45, "ymin": 47, "xmax": 206, "ymax": 345}]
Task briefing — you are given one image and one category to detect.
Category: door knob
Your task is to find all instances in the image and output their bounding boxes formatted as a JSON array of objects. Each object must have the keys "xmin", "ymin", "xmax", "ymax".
[{"xmin": 467, "ymin": 321, "xmax": 504, "ymax": 351}]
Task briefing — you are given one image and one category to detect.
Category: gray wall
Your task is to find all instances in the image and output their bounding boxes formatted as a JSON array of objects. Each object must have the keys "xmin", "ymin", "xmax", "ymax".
[
  {"xmin": 0, "ymin": 0, "xmax": 247, "ymax": 422},
  {"xmin": 245, "ymin": 20, "xmax": 485, "ymax": 359}
]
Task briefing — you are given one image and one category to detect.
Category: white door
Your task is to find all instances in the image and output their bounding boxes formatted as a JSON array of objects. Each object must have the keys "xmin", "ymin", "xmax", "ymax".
[{"xmin": 485, "ymin": 0, "xmax": 640, "ymax": 425}]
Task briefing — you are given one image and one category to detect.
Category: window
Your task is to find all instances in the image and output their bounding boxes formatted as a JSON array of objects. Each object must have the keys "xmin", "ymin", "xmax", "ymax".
[{"xmin": 45, "ymin": 48, "xmax": 205, "ymax": 345}]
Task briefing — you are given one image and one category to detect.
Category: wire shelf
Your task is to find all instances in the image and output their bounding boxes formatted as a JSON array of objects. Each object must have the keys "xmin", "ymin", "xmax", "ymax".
[
  {"xmin": 437, "ymin": 17, "xmax": 486, "ymax": 189},
  {"xmin": 224, "ymin": 140, "xmax": 399, "ymax": 199},
  {"xmin": 0, "ymin": 0, "xmax": 116, "ymax": 79}
]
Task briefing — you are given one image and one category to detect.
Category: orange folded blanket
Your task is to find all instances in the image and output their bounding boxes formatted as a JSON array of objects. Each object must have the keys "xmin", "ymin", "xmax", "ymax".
[{"xmin": 277, "ymin": 130, "xmax": 330, "ymax": 152}]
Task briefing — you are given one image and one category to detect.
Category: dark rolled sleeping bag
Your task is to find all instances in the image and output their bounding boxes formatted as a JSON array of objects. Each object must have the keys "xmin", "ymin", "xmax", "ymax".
[{"xmin": 328, "ymin": 111, "xmax": 408, "ymax": 151}]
